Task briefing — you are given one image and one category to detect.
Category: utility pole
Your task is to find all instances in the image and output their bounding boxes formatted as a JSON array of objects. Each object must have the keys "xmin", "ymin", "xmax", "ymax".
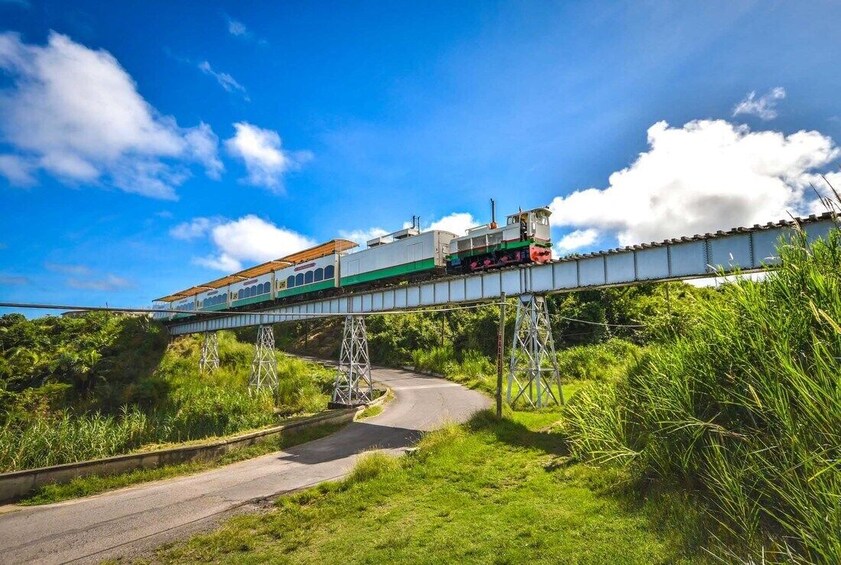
[{"xmin": 496, "ymin": 292, "xmax": 506, "ymax": 418}]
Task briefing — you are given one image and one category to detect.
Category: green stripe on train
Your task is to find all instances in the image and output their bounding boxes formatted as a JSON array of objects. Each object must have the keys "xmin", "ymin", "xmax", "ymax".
[
  {"xmin": 340, "ymin": 258, "xmax": 437, "ymax": 287},
  {"xmin": 230, "ymin": 294, "xmax": 273, "ymax": 308},
  {"xmin": 277, "ymin": 278, "xmax": 337, "ymax": 299}
]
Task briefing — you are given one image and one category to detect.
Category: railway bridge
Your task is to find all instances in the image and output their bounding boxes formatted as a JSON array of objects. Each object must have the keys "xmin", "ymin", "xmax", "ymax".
[{"xmin": 166, "ymin": 212, "xmax": 838, "ymax": 408}]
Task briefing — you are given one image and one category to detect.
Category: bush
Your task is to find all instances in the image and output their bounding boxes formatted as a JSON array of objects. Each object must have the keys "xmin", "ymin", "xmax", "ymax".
[
  {"xmin": 556, "ymin": 339, "xmax": 641, "ymax": 382},
  {"xmin": 0, "ymin": 325, "xmax": 336, "ymax": 471}
]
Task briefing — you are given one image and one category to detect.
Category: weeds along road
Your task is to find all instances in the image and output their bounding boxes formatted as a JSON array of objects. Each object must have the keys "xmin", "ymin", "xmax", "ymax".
[{"xmin": 0, "ymin": 367, "xmax": 490, "ymax": 565}]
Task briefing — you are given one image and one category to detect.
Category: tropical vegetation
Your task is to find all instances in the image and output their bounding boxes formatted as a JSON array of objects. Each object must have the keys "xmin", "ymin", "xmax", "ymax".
[{"xmin": 0, "ymin": 316, "xmax": 333, "ymax": 472}]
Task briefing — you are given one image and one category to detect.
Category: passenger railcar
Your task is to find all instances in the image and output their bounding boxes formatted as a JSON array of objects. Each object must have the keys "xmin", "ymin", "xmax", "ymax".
[
  {"xmin": 340, "ymin": 228, "xmax": 456, "ymax": 287},
  {"xmin": 276, "ymin": 253, "xmax": 340, "ymax": 299},
  {"xmin": 230, "ymin": 272, "xmax": 273, "ymax": 308}
]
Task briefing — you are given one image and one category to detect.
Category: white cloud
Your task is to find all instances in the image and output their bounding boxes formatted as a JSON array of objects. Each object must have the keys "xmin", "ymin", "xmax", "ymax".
[
  {"xmin": 67, "ymin": 274, "xmax": 131, "ymax": 291},
  {"xmin": 183, "ymin": 215, "xmax": 316, "ymax": 272},
  {"xmin": 170, "ymin": 217, "xmax": 220, "ymax": 240},
  {"xmin": 341, "ymin": 212, "xmax": 479, "ymax": 249},
  {"xmin": 227, "ymin": 18, "xmax": 248, "ymax": 37},
  {"xmin": 733, "ymin": 87, "xmax": 786, "ymax": 120},
  {"xmin": 45, "ymin": 262, "xmax": 91, "ymax": 275},
  {"xmin": 198, "ymin": 61, "xmax": 249, "ymax": 101},
  {"xmin": 0, "ymin": 274, "xmax": 29, "ymax": 285},
  {"xmin": 0, "ymin": 32, "xmax": 222, "ymax": 198},
  {"xmin": 225, "ymin": 122, "xmax": 309, "ymax": 192},
  {"xmin": 555, "ymin": 228, "xmax": 599, "ymax": 253},
  {"xmin": 549, "ymin": 119, "xmax": 839, "ymax": 246},
  {"xmin": 224, "ymin": 16, "xmax": 267, "ymax": 45},
  {"xmin": 339, "ymin": 227, "xmax": 389, "ymax": 247},
  {"xmin": 426, "ymin": 212, "xmax": 479, "ymax": 235},
  {"xmin": 0, "ymin": 154, "xmax": 34, "ymax": 184},
  {"xmin": 194, "ymin": 253, "xmax": 242, "ymax": 272}
]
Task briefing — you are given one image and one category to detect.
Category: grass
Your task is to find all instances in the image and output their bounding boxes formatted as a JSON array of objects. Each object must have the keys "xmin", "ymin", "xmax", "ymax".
[
  {"xmin": 19, "ymin": 421, "xmax": 348, "ymax": 506},
  {"xmin": 0, "ymin": 332, "xmax": 336, "ymax": 473},
  {"xmin": 152, "ymin": 409, "xmax": 709, "ymax": 564},
  {"xmin": 560, "ymin": 228, "xmax": 841, "ymax": 562}
]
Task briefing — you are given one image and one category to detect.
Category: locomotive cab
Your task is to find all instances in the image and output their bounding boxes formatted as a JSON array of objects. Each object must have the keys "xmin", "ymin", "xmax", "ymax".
[{"xmin": 506, "ymin": 207, "xmax": 551, "ymax": 243}]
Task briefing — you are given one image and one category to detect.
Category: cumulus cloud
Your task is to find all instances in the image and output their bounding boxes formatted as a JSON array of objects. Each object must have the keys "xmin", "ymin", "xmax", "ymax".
[
  {"xmin": 339, "ymin": 227, "xmax": 389, "ymax": 247},
  {"xmin": 555, "ymin": 228, "xmax": 599, "ymax": 253},
  {"xmin": 180, "ymin": 215, "xmax": 316, "ymax": 272},
  {"xmin": 733, "ymin": 87, "xmax": 786, "ymax": 120},
  {"xmin": 0, "ymin": 32, "xmax": 222, "ymax": 198},
  {"xmin": 549, "ymin": 119, "xmax": 839, "ymax": 246},
  {"xmin": 225, "ymin": 122, "xmax": 310, "ymax": 192},
  {"xmin": 170, "ymin": 217, "xmax": 221, "ymax": 240},
  {"xmin": 426, "ymin": 212, "xmax": 479, "ymax": 236},
  {"xmin": 198, "ymin": 61, "xmax": 249, "ymax": 101}
]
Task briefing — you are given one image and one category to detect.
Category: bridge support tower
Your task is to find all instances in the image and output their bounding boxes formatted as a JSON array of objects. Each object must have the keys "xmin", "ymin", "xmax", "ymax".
[
  {"xmin": 330, "ymin": 315, "xmax": 373, "ymax": 407},
  {"xmin": 249, "ymin": 325, "xmax": 278, "ymax": 390},
  {"xmin": 199, "ymin": 331, "xmax": 219, "ymax": 374},
  {"xmin": 507, "ymin": 294, "xmax": 563, "ymax": 408}
]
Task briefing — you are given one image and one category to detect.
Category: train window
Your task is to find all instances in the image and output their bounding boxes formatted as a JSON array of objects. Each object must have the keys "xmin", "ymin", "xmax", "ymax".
[
  {"xmin": 296, "ymin": 273, "xmax": 304, "ymax": 286},
  {"xmin": 305, "ymin": 270, "xmax": 314, "ymax": 284},
  {"xmin": 287, "ymin": 275, "xmax": 295, "ymax": 288},
  {"xmin": 325, "ymin": 265, "xmax": 335, "ymax": 278},
  {"xmin": 314, "ymin": 268, "xmax": 324, "ymax": 282}
]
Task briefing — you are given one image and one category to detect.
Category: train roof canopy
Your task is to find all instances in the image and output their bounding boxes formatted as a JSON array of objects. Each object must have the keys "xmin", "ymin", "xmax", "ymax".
[{"xmin": 154, "ymin": 239, "xmax": 358, "ymax": 302}]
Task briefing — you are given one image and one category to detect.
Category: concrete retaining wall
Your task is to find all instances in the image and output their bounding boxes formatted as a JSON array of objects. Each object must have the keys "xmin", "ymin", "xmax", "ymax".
[{"xmin": 0, "ymin": 408, "xmax": 358, "ymax": 505}]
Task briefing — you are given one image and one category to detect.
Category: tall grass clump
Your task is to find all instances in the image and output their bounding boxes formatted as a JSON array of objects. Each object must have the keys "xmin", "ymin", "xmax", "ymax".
[{"xmin": 562, "ymin": 227, "xmax": 841, "ymax": 562}]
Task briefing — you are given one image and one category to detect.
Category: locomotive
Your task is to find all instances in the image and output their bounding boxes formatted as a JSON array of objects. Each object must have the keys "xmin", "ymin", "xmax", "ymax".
[{"xmin": 153, "ymin": 205, "xmax": 553, "ymax": 319}]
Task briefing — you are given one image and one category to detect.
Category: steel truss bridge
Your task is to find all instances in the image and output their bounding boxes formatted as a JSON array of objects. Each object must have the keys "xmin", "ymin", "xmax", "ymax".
[{"xmin": 167, "ymin": 212, "xmax": 838, "ymax": 408}]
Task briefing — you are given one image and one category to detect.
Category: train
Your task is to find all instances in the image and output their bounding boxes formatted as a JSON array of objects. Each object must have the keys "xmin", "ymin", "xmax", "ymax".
[{"xmin": 152, "ymin": 206, "xmax": 552, "ymax": 320}]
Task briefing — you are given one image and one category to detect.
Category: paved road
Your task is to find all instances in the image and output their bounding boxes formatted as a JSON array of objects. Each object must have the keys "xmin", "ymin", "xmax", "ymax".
[{"xmin": 0, "ymin": 368, "xmax": 489, "ymax": 564}]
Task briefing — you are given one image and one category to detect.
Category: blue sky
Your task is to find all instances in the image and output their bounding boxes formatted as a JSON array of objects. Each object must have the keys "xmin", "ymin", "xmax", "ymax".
[{"xmin": 1, "ymin": 0, "xmax": 840, "ymax": 311}]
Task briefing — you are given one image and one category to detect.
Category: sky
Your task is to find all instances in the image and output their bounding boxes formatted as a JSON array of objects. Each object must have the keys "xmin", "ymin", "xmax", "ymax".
[{"xmin": 1, "ymin": 0, "xmax": 840, "ymax": 311}]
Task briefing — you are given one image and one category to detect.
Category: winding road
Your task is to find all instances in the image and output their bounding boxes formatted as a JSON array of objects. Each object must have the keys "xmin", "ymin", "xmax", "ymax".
[{"xmin": 0, "ymin": 367, "xmax": 489, "ymax": 564}]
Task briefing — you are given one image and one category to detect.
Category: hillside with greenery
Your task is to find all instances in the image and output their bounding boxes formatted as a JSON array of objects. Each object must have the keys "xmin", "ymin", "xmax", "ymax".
[{"xmin": 0, "ymin": 315, "xmax": 333, "ymax": 472}]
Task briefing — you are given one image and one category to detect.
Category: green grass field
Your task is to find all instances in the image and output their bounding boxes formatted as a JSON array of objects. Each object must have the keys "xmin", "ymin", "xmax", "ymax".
[{"xmin": 152, "ymin": 410, "xmax": 710, "ymax": 564}]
